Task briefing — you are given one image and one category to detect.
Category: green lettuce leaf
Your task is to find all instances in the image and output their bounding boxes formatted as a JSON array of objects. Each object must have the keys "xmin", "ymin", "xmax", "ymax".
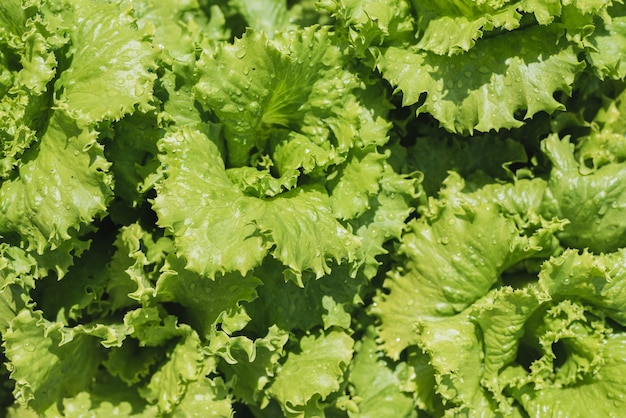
[
  {"xmin": 139, "ymin": 326, "xmax": 205, "ymax": 414},
  {"xmin": 586, "ymin": 2, "xmax": 626, "ymax": 79},
  {"xmin": 245, "ymin": 261, "xmax": 365, "ymax": 334},
  {"xmin": 411, "ymin": 0, "xmax": 523, "ymax": 56},
  {"xmin": 231, "ymin": 0, "xmax": 288, "ymax": 36},
  {"xmin": 378, "ymin": 25, "xmax": 583, "ymax": 133},
  {"xmin": 541, "ymin": 134, "xmax": 626, "ymax": 253},
  {"xmin": 347, "ymin": 325, "xmax": 417, "ymax": 418},
  {"xmin": 373, "ymin": 174, "xmax": 560, "ymax": 359},
  {"xmin": 318, "ymin": 0, "xmax": 416, "ymax": 59},
  {"xmin": 153, "ymin": 126, "xmax": 360, "ymax": 280},
  {"xmin": 514, "ymin": 334, "xmax": 626, "ymax": 417},
  {"xmin": 156, "ymin": 255, "xmax": 262, "ymax": 338},
  {"xmin": 267, "ymin": 330, "xmax": 354, "ymax": 417},
  {"xmin": 3, "ymin": 309, "xmax": 104, "ymax": 414},
  {"xmin": 538, "ymin": 249, "xmax": 626, "ymax": 325},
  {"xmin": 219, "ymin": 325, "xmax": 289, "ymax": 409},
  {"xmin": 195, "ymin": 25, "xmax": 385, "ymax": 167},
  {"xmin": 0, "ymin": 110, "xmax": 112, "ymax": 252},
  {"xmin": 54, "ymin": 0, "xmax": 157, "ymax": 123}
]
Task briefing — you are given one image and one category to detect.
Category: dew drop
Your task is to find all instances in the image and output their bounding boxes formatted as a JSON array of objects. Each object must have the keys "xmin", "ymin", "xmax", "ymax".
[
  {"xmin": 248, "ymin": 101, "xmax": 260, "ymax": 114},
  {"xmin": 235, "ymin": 49, "xmax": 246, "ymax": 59}
]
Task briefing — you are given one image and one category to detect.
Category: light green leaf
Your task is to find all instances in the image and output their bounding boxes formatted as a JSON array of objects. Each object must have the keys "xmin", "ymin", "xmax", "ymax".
[
  {"xmin": 541, "ymin": 134, "xmax": 626, "ymax": 253},
  {"xmin": 0, "ymin": 110, "xmax": 112, "ymax": 252},
  {"xmin": 515, "ymin": 334, "xmax": 626, "ymax": 417},
  {"xmin": 156, "ymin": 255, "xmax": 261, "ymax": 337},
  {"xmin": 318, "ymin": 0, "xmax": 416, "ymax": 58},
  {"xmin": 378, "ymin": 25, "xmax": 583, "ymax": 133},
  {"xmin": 268, "ymin": 330, "xmax": 354, "ymax": 416},
  {"xmin": 170, "ymin": 374, "xmax": 234, "ymax": 418},
  {"xmin": 0, "ymin": 0, "xmax": 27, "ymax": 41},
  {"xmin": 373, "ymin": 174, "xmax": 561, "ymax": 359},
  {"xmin": 153, "ymin": 127, "xmax": 360, "ymax": 280},
  {"xmin": 412, "ymin": 0, "xmax": 523, "ymax": 56},
  {"xmin": 3, "ymin": 309, "xmax": 104, "ymax": 413},
  {"xmin": 219, "ymin": 325, "xmax": 289, "ymax": 408},
  {"xmin": 349, "ymin": 160, "xmax": 419, "ymax": 278},
  {"xmin": 54, "ymin": 0, "xmax": 157, "ymax": 123},
  {"xmin": 587, "ymin": 3, "xmax": 626, "ymax": 79},
  {"xmin": 330, "ymin": 148, "xmax": 386, "ymax": 220},
  {"xmin": 231, "ymin": 0, "xmax": 288, "ymax": 35},
  {"xmin": 0, "ymin": 89, "xmax": 50, "ymax": 180},
  {"xmin": 470, "ymin": 286, "xmax": 546, "ymax": 413},
  {"xmin": 348, "ymin": 326, "xmax": 417, "ymax": 418},
  {"xmin": 195, "ymin": 25, "xmax": 372, "ymax": 166},
  {"xmin": 538, "ymin": 249, "xmax": 626, "ymax": 325},
  {"xmin": 420, "ymin": 315, "xmax": 501, "ymax": 417},
  {"xmin": 140, "ymin": 326, "xmax": 205, "ymax": 414}
]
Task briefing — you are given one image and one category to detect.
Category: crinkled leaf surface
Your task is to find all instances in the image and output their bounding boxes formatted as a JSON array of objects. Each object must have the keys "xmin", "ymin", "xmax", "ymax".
[
  {"xmin": 515, "ymin": 334, "xmax": 626, "ymax": 417},
  {"xmin": 373, "ymin": 175, "xmax": 559, "ymax": 358},
  {"xmin": 153, "ymin": 126, "xmax": 360, "ymax": 280},
  {"xmin": 268, "ymin": 330, "xmax": 353, "ymax": 415},
  {"xmin": 156, "ymin": 256, "xmax": 262, "ymax": 337},
  {"xmin": 348, "ymin": 326, "xmax": 417, "ymax": 418},
  {"xmin": 55, "ymin": 0, "xmax": 157, "ymax": 123},
  {"xmin": 378, "ymin": 25, "xmax": 583, "ymax": 133},
  {"xmin": 0, "ymin": 110, "xmax": 112, "ymax": 252},
  {"xmin": 541, "ymin": 134, "xmax": 626, "ymax": 253},
  {"xmin": 3, "ymin": 309, "xmax": 104, "ymax": 413}
]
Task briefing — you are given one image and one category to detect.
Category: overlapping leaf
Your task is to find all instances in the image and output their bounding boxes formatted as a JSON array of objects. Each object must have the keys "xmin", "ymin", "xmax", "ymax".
[{"xmin": 153, "ymin": 127, "xmax": 360, "ymax": 280}]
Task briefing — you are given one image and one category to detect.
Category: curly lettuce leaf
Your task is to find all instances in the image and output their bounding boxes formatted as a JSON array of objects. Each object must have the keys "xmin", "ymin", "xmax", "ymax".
[
  {"xmin": 373, "ymin": 174, "xmax": 560, "ymax": 358},
  {"xmin": 218, "ymin": 326, "xmax": 289, "ymax": 409},
  {"xmin": 245, "ymin": 261, "xmax": 365, "ymax": 334},
  {"xmin": 541, "ymin": 134, "xmax": 626, "ymax": 253},
  {"xmin": 231, "ymin": 0, "xmax": 288, "ymax": 35},
  {"xmin": 411, "ymin": 0, "xmax": 523, "ymax": 56},
  {"xmin": 347, "ymin": 325, "xmax": 418, "ymax": 418},
  {"xmin": 3, "ymin": 309, "xmax": 104, "ymax": 414},
  {"xmin": 514, "ymin": 334, "xmax": 626, "ymax": 417},
  {"xmin": 346, "ymin": 158, "xmax": 420, "ymax": 278},
  {"xmin": 378, "ymin": 24, "xmax": 583, "ymax": 133},
  {"xmin": 153, "ymin": 126, "xmax": 360, "ymax": 280},
  {"xmin": 470, "ymin": 285, "xmax": 546, "ymax": 413},
  {"xmin": 318, "ymin": 0, "xmax": 416, "ymax": 58},
  {"xmin": 0, "ymin": 4, "xmax": 60, "ymax": 179},
  {"xmin": 195, "ymin": 25, "xmax": 387, "ymax": 167},
  {"xmin": 156, "ymin": 255, "xmax": 262, "ymax": 337},
  {"xmin": 267, "ymin": 330, "xmax": 353, "ymax": 417},
  {"xmin": 0, "ymin": 110, "xmax": 112, "ymax": 252},
  {"xmin": 586, "ymin": 2, "xmax": 626, "ymax": 79},
  {"xmin": 538, "ymin": 249, "xmax": 626, "ymax": 325},
  {"xmin": 54, "ymin": 0, "xmax": 157, "ymax": 123},
  {"xmin": 139, "ymin": 326, "xmax": 205, "ymax": 414}
]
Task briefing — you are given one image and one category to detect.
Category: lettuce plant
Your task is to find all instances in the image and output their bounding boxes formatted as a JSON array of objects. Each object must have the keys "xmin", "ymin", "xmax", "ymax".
[{"xmin": 2, "ymin": 0, "xmax": 626, "ymax": 416}]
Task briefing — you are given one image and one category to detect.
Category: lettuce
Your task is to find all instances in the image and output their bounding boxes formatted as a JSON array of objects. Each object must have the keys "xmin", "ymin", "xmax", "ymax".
[{"xmin": 2, "ymin": 0, "xmax": 626, "ymax": 417}]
